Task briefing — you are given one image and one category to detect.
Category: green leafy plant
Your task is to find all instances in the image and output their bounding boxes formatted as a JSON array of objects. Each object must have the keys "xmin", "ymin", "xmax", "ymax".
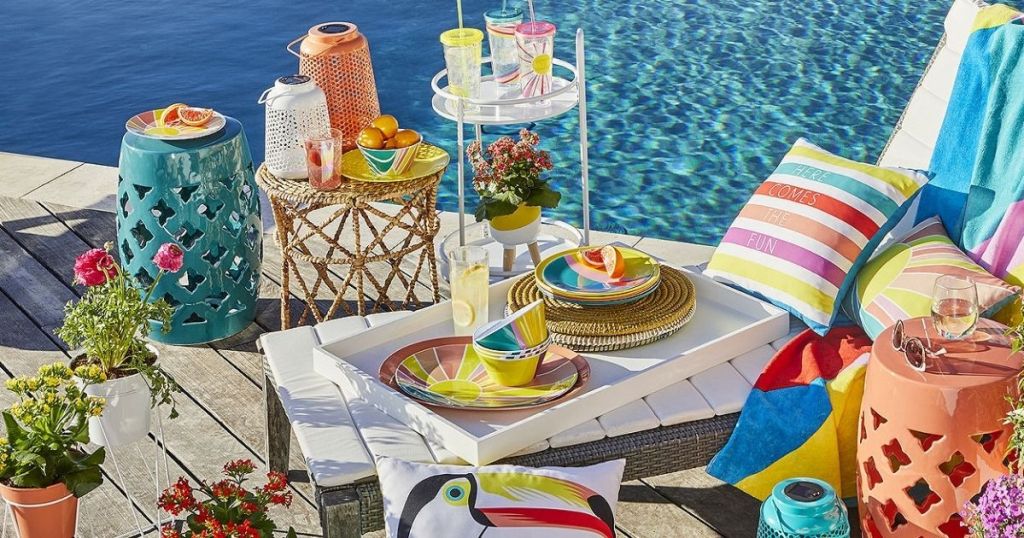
[
  {"xmin": 467, "ymin": 128, "xmax": 560, "ymax": 221},
  {"xmin": 1005, "ymin": 300, "xmax": 1024, "ymax": 473},
  {"xmin": 159, "ymin": 459, "xmax": 298, "ymax": 538},
  {"xmin": 0, "ymin": 363, "xmax": 107, "ymax": 496},
  {"xmin": 56, "ymin": 243, "xmax": 183, "ymax": 418}
]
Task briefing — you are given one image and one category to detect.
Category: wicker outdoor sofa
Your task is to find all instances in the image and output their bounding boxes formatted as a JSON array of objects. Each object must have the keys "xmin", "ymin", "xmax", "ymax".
[{"xmin": 261, "ymin": 1, "xmax": 979, "ymax": 535}]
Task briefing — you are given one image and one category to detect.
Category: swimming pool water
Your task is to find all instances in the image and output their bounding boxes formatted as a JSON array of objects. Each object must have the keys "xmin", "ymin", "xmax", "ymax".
[{"xmin": 0, "ymin": 0, "xmax": 946, "ymax": 244}]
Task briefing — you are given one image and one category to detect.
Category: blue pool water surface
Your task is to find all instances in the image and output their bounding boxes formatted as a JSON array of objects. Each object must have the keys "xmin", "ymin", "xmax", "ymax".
[{"xmin": 0, "ymin": 0, "xmax": 946, "ymax": 244}]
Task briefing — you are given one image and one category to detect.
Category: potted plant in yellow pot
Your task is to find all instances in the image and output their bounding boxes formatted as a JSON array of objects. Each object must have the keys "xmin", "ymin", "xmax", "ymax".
[
  {"xmin": 0, "ymin": 362, "xmax": 106, "ymax": 538},
  {"xmin": 467, "ymin": 129, "xmax": 560, "ymax": 270},
  {"xmin": 55, "ymin": 243, "xmax": 183, "ymax": 448}
]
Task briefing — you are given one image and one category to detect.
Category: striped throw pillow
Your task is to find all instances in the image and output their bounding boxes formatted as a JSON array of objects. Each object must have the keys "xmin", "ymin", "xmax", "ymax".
[
  {"xmin": 843, "ymin": 216, "xmax": 1020, "ymax": 340},
  {"xmin": 705, "ymin": 138, "xmax": 929, "ymax": 334}
]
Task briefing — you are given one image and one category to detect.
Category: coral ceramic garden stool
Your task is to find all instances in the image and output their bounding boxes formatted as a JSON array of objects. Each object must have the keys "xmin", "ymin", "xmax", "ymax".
[
  {"xmin": 256, "ymin": 163, "xmax": 443, "ymax": 328},
  {"xmin": 857, "ymin": 317, "xmax": 1022, "ymax": 537},
  {"xmin": 117, "ymin": 116, "xmax": 262, "ymax": 344}
]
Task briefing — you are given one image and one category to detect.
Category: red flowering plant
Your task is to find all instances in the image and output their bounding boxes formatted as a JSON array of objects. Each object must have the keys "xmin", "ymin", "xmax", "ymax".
[
  {"xmin": 55, "ymin": 242, "xmax": 183, "ymax": 417},
  {"xmin": 466, "ymin": 128, "xmax": 559, "ymax": 221},
  {"xmin": 159, "ymin": 459, "xmax": 298, "ymax": 538}
]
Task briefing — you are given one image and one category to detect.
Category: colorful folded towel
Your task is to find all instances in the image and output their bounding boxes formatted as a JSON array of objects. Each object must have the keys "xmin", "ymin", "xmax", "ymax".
[
  {"xmin": 916, "ymin": 5, "xmax": 1024, "ymax": 321},
  {"xmin": 707, "ymin": 326, "xmax": 872, "ymax": 501}
]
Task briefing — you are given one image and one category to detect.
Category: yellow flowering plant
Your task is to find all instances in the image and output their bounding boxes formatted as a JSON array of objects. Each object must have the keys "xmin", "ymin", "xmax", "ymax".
[{"xmin": 0, "ymin": 363, "xmax": 107, "ymax": 497}]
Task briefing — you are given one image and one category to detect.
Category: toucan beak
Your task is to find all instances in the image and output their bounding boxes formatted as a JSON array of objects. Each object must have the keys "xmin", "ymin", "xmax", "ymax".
[{"xmin": 477, "ymin": 506, "xmax": 615, "ymax": 538}]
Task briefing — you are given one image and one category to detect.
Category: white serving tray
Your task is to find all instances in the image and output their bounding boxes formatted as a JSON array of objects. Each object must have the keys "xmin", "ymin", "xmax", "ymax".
[{"xmin": 313, "ymin": 268, "xmax": 788, "ymax": 465}]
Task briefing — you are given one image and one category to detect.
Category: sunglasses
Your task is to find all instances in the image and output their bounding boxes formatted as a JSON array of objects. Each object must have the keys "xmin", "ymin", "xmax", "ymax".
[{"xmin": 891, "ymin": 319, "xmax": 946, "ymax": 371}]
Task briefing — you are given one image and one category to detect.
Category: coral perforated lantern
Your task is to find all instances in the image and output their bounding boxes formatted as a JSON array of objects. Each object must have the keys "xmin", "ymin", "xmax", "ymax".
[
  {"xmin": 288, "ymin": 22, "xmax": 380, "ymax": 151},
  {"xmin": 259, "ymin": 75, "xmax": 331, "ymax": 179}
]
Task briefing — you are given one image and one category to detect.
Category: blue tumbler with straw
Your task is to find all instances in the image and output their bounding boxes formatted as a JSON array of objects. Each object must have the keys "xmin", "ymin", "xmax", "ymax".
[{"xmin": 756, "ymin": 478, "xmax": 851, "ymax": 538}]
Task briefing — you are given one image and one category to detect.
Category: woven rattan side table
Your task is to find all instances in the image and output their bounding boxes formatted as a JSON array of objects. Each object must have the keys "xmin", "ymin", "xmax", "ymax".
[{"xmin": 257, "ymin": 164, "xmax": 443, "ymax": 328}]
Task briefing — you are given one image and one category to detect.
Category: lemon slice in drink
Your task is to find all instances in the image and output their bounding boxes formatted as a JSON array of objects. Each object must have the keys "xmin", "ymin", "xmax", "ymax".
[{"xmin": 452, "ymin": 300, "xmax": 476, "ymax": 327}]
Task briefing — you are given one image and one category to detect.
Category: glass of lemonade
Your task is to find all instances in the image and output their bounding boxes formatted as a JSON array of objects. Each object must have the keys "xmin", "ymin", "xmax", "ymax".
[
  {"xmin": 931, "ymin": 274, "xmax": 979, "ymax": 340},
  {"xmin": 450, "ymin": 246, "xmax": 489, "ymax": 336}
]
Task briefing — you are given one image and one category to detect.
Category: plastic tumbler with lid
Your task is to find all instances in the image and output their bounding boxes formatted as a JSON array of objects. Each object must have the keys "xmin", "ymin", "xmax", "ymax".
[
  {"xmin": 484, "ymin": 7, "xmax": 523, "ymax": 99},
  {"xmin": 440, "ymin": 28, "xmax": 485, "ymax": 106},
  {"xmin": 515, "ymin": 21, "xmax": 556, "ymax": 100}
]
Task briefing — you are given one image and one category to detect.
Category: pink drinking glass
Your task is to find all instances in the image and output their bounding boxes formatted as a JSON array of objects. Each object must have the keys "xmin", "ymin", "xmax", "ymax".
[{"xmin": 304, "ymin": 128, "xmax": 344, "ymax": 190}]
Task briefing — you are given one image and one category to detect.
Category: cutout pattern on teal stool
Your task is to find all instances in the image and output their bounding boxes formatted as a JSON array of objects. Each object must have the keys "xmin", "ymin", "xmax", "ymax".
[{"xmin": 117, "ymin": 117, "xmax": 262, "ymax": 344}]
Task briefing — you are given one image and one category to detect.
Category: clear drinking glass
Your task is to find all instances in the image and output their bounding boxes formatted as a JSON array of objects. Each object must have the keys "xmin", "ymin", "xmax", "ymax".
[
  {"xmin": 304, "ymin": 128, "xmax": 344, "ymax": 191},
  {"xmin": 440, "ymin": 28, "xmax": 484, "ymax": 105},
  {"xmin": 484, "ymin": 7, "xmax": 523, "ymax": 99},
  {"xmin": 450, "ymin": 246, "xmax": 489, "ymax": 336},
  {"xmin": 931, "ymin": 275, "xmax": 979, "ymax": 340},
  {"xmin": 514, "ymin": 21, "xmax": 556, "ymax": 100}
]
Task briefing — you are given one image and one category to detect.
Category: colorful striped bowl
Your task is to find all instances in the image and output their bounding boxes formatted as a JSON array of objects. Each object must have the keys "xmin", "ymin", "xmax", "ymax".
[{"xmin": 357, "ymin": 139, "xmax": 421, "ymax": 176}]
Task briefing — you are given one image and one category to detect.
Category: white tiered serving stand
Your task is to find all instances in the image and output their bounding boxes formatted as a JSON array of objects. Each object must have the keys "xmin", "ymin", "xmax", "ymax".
[{"xmin": 431, "ymin": 28, "xmax": 593, "ymax": 280}]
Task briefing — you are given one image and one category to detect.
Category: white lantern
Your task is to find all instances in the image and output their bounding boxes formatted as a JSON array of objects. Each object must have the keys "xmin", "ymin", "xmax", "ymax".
[{"xmin": 258, "ymin": 75, "xmax": 331, "ymax": 179}]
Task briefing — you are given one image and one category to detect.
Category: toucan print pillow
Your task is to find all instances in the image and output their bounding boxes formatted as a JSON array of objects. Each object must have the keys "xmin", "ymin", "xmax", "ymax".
[{"xmin": 376, "ymin": 457, "xmax": 626, "ymax": 537}]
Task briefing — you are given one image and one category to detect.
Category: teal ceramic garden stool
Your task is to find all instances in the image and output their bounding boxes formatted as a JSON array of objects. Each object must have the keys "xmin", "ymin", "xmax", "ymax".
[{"xmin": 118, "ymin": 116, "xmax": 262, "ymax": 344}]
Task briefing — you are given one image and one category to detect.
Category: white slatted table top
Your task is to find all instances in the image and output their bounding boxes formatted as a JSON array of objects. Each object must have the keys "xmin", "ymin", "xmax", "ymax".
[{"xmin": 262, "ymin": 306, "xmax": 803, "ymax": 487}]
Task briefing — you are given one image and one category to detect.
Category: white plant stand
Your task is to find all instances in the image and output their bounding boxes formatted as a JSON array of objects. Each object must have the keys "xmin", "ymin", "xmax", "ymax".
[
  {"xmin": 0, "ymin": 412, "xmax": 172, "ymax": 538},
  {"xmin": 430, "ymin": 28, "xmax": 593, "ymax": 279}
]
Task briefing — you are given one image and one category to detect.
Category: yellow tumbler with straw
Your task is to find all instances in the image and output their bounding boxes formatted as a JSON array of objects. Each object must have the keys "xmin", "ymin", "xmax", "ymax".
[{"xmin": 440, "ymin": 28, "xmax": 484, "ymax": 101}]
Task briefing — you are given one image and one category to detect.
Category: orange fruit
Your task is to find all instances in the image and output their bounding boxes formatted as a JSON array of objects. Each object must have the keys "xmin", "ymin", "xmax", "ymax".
[
  {"xmin": 371, "ymin": 115, "xmax": 399, "ymax": 139},
  {"xmin": 159, "ymin": 103, "xmax": 187, "ymax": 126},
  {"xmin": 601, "ymin": 245, "xmax": 626, "ymax": 279},
  {"xmin": 357, "ymin": 127, "xmax": 386, "ymax": 149},
  {"xmin": 393, "ymin": 129, "xmax": 421, "ymax": 148},
  {"xmin": 384, "ymin": 138, "xmax": 399, "ymax": 149},
  {"xmin": 179, "ymin": 107, "xmax": 213, "ymax": 126}
]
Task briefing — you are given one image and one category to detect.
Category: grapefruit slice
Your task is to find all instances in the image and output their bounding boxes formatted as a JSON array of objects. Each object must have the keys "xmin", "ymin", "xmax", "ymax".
[
  {"xmin": 582, "ymin": 247, "xmax": 605, "ymax": 268},
  {"xmin": 179, "ymin": 107, "xmax": 213, "ymax": 127},
  {"xmin": 599, "ymin": 246, "xmax": 625, "ymax": 279},
  {"xmin": 159, "ymin": 103, "xmax": 187, "ymax": 126}
]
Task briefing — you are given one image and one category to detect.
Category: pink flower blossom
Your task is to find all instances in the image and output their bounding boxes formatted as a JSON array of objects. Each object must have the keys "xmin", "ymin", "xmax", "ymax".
[
  {"xmin": 153, "ymin": 243, "xmax": 184, "ymax": 273},
  {"xmin": 74, "ymin": 248, "xmax": 118, "ymax": 286}
]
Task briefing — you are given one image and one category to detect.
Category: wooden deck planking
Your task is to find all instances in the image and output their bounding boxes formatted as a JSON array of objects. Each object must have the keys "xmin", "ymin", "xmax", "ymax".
[
  {"xmin": 0, "ymin": 194, "xmax": 764, "ymax": 537},
  {"xmin": 45, "ymin": 200, "xmax": 328, "ymax": 507},
  {"xmin": 0, "ymin": 198, "xmax": 322, "ymax": 534}
]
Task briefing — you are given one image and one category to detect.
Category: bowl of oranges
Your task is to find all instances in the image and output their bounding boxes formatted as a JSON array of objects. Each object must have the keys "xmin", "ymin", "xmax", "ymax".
[{"xmin": 356, "ymin": 115, "xmax": 422, "ymax": 176}]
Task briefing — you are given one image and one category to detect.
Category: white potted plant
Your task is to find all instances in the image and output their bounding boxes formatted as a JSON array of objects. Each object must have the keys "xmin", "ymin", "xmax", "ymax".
[
  {"xmin": 467, "ymin": 128, "xmax": 560, "ymax": 246},
  {"xmin": 55, "ymin": 243, "xmax": 183, "ymax": 447}
]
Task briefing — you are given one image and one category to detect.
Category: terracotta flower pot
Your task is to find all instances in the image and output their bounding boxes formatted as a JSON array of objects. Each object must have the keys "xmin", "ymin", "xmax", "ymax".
[
  {"xmin": 488, "ymin": 204, "xmax": 542, "ymax": 246},
  {"xmin": 0, "ymin": 482, "xmax": 78, "ymax": 538}
]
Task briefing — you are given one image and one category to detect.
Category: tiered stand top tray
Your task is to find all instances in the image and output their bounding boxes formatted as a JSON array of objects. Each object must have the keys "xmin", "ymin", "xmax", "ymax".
[{"xmin": 313, "ymin": 267, "xmax": 788, "ymax": 465}]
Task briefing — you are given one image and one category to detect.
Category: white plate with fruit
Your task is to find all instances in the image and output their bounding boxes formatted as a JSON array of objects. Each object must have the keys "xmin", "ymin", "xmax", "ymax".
[{"xmin": 126, "ymin": 103, "xmax": 224, "ymax": 141}]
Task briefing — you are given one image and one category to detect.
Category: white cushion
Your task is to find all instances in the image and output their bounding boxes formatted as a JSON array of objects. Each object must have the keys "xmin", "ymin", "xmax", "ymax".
[{"xmin": 260, "ymin": 324, "xmax": 376, "ymax": 487}]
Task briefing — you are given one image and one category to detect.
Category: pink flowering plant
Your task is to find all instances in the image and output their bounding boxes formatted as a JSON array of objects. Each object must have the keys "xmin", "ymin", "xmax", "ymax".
[
  {"xmin": 158, "ymin": 459, "xmax": 297, "ymax": 538},
  {"xmin": 56, "ymin": 242, "xmax": 184, "ymax": 417},
  {"xmin": 466, "ymin": 128, "xmax": 559, "ymax": 221},
  {"xmin": 962, "ymin": 473, "xmax": 1024, "ymax": 537}
]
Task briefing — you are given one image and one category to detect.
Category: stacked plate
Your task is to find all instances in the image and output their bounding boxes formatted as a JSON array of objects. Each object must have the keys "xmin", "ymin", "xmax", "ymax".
[{"xmin": 534, "ymin": 246, "xmax": 661, "ymax": 306}]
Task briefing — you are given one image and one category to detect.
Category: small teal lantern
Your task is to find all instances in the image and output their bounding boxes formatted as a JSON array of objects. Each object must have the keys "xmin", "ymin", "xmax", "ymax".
[
  {"xmin": 117, "ymin": 116, "xmax": 262, "ymax": 344},
  {"xmin": 757, "ymin": 478, "xmax": 850, "ymax": 538}
]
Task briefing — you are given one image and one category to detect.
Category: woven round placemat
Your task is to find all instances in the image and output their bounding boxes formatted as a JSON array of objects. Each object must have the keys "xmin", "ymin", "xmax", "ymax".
[{"xmin": 506, "ymin": 266, "xmax": 697, "ymax": 352}]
